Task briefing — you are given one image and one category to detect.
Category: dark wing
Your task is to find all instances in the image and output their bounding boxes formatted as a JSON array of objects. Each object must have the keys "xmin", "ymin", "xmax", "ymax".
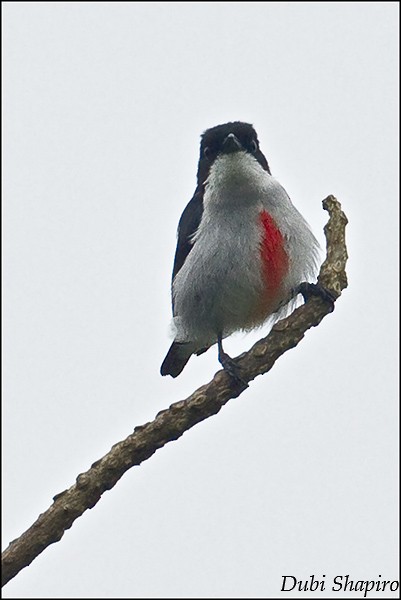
[{"xmin": 172, "ymin": 188, "xmax": 204, "ymax": 282}]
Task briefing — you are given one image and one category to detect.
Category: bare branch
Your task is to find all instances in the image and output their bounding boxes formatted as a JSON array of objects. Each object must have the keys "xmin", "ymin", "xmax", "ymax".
[{"xmin": 2, "ymin": 195, "xmax": 348, "ymax": 587}]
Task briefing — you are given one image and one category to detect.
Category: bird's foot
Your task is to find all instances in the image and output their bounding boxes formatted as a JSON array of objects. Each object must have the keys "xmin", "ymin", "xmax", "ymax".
[
  {"xmin": 217, "ymin": 340, "xmax": 248, "ymax": 390},
  {"xmin": 297, "ymin": 282, "xmax": 336, "ymax": 312}
]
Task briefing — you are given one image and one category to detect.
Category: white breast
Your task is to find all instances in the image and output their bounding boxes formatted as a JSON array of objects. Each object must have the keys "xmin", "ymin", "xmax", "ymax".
[{"xmin": 172, "ymin": 151, "xmax": 320, "ymax": 348}]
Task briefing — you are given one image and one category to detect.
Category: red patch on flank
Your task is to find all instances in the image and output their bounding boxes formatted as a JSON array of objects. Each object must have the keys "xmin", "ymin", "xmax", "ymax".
[{"xmin": 259, "ymin": 210, "xmax": 289, "ymax": 298}]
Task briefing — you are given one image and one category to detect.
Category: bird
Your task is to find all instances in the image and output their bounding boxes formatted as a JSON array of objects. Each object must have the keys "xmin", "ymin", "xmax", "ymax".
[{"xmin": 160, "ymin": 121, "xmax": 321, "ymax": 382}]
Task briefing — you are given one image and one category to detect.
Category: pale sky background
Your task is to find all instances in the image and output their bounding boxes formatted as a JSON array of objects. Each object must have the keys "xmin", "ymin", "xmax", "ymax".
[{"xmin": 2, "ymin": 2, "xmax": 399, "ymax": 598}]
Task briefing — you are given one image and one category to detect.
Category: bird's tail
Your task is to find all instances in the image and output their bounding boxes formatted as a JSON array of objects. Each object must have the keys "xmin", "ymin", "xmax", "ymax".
[{"xmin": 160, "ymin": 342, "xmax": 194, "ymax": 377}]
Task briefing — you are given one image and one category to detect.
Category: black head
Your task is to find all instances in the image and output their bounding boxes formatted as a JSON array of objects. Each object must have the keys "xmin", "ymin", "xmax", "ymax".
[{"xmin": 196, "ymin": 121, "xmax": 271, "ymax": 185}]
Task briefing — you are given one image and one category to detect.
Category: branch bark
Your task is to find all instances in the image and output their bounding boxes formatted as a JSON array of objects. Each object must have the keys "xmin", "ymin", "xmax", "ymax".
[{"xmin": 2, "ymin": 195, "xmax": 348, "ymax": 587}]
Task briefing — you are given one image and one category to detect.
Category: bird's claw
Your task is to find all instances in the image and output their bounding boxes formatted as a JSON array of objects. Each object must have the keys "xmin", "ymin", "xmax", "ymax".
[
  {"xmin": 218, "ymin": 351, "xmax": 249, "ymax": 389},
  {"xmin": 297, "ymin": 282, "xmax": 336, "ymax": 312}
]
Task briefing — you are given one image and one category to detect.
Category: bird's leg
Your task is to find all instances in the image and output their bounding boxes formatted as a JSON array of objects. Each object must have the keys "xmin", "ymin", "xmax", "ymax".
[
  {"xmin": 217, "ymin": 334, "xmax": 248, "ymax": 389},
  {"xmin": 297, "ymin": 282, "xmax": 336, "ymax": 312}
]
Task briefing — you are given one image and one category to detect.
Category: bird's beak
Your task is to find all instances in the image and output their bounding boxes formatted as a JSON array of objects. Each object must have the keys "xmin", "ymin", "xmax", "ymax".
[{"xmin": 222, "ymin": 133, "xmax": 243, "ymax": 154}]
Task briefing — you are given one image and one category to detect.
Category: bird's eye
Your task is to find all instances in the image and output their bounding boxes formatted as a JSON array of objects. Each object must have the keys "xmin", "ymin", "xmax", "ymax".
[
  {"xmin": 203, "ymin": 147, "xmax": 211, "ymax": 159},
  {"xmin": 250, "ymin": 139, "xmax": 258, "ymax": 153}
]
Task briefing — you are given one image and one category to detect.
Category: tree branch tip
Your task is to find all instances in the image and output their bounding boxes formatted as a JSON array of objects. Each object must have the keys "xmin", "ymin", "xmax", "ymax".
[{"xmin": 322, "ymin": 194, "xmax": 348, "ymax": 222}]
